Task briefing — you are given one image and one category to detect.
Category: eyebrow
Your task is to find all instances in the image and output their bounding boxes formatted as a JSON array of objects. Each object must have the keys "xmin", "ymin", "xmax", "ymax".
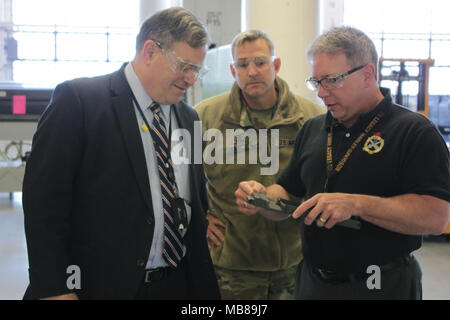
[
  {"xmin": 312, "ymin": 72, "xmax": 341, "ymax": 79},
  {"xmin": 236, "ymin": 56, "xmax": 267, "ymax": 61},
  {"xmin": 170, "ymin": 52, "xmax": 203, "ymax": 68}
]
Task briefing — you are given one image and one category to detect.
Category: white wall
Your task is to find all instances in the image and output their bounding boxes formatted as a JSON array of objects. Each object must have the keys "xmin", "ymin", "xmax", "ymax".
[
  {"xmin": 243, "ymin": 0, "xmax": 320, "ymax": 103},
  {"xmin": 183, "ymin": 0, "xmax": 241, "ymax": 47}
]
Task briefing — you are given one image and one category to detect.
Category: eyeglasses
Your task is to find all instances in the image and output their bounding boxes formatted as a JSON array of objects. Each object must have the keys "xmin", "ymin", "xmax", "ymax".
[
  {"xmin": 305, "ymin": 64, "xmax": 367, "ymax": 91},
  {"xmin": 232, "ymin": 56, "xmax": 276, "ymax": 72},
  {"xmin": 153, "ymin": 40, "xmax": 209, "ymax": 80}
]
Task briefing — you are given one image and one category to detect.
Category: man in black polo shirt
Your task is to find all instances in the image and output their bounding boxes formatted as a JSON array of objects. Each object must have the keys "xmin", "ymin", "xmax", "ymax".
[{"xmin": 235, "ymin": 26, "xmax": 450, "ymax": 299}]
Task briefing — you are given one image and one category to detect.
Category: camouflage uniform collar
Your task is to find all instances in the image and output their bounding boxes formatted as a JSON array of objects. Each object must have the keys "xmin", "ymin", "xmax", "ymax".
[{"xmin": 223, "ymin": 76, "xmax": 306, "ymax": 128}]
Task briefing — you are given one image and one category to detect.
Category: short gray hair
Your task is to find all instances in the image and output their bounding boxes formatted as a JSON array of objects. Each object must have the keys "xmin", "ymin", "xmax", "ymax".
[
  {"xmin": 136, "ymin": 7, "xmax": 209, "ymax": 52},
  {"xmin": 307, "ymin": 26, "xmax": 378, "ymax": 75},
  {"xmin": 231, "ymin": 29, "xmax": 275, "ymax": 59}
]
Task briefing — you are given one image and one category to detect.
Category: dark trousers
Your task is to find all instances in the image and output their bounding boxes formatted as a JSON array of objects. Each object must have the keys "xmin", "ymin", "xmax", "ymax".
[
  {"xmin": 295, "ymin": 255, "xmax": 422, "ymax": 300},
  {"xmin": 135, "ymin": 261, "xmax": 189, "ymax": 300}
]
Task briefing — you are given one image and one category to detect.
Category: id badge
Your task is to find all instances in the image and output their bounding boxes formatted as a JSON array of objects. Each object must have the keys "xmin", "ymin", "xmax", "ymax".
[{"xmin": 171, "ymin": 197, "xmax": 188, "ymax": 230}]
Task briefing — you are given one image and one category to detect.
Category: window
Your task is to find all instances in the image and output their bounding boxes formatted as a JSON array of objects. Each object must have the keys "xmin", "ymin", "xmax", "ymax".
[
  {"xmin": 10, "ymin": 0, "xmax": 139, "ymax": 85},
  {"xmin": 344, "ymin": 0, "xmax": 450, "ymax": 96},
  {"xmin": 344, "ymin": 0, "xmax": 450, "ymax": 141}
]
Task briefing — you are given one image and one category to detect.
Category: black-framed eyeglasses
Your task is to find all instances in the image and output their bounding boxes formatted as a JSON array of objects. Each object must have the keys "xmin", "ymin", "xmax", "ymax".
[
  {"xmin": 305, "ymin": 64, "xmax": 367, "ymax": 91},
  {"xmin": 152, "ymin": 40, "xmax": 209, "ymax": 80}
]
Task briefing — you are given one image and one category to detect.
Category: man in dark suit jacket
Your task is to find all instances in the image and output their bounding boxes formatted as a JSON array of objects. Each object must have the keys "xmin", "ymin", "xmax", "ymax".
[{"xmin": 22, "ymin": 7, "xmax": 220, "ymax": 300}]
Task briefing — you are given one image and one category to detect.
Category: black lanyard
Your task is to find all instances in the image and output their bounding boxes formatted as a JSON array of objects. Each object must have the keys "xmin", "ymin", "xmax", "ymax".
[
  {"xmin": 131, "ymin": 94, "xmax": 173, "ymax": 152},
  {"xmin": 324, "ymin": 111, "xmax": 385, "ymax": 191},
  {"xmin": 130, "ymin": 93, "xmax": 179, "ymax": 196}
]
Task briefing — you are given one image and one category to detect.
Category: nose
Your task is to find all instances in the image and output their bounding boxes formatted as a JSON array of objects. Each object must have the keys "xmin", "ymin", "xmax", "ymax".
[
  {"xmin": 247, "ymin": 62, "xmax": 259, "ymax": 77},
  {"xmin": 317, "ymin": 83, "xmax": 330, "ymax": 100},
  {"xmin": 182, "ymin": 73, "xmax": 197, "ymax": 86}
]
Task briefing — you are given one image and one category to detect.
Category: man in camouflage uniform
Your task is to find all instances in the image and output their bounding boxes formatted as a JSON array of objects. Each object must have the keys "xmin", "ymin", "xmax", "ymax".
[{"xmin": 195, "ymin": 30, "xmax": 322, "ymax": 299}]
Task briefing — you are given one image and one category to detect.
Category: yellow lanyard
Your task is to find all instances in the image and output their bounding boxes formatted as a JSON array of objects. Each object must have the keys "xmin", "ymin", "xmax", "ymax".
[{"xmin": 326, "ymin": 111, "xmax": 385, "ymax": 176}]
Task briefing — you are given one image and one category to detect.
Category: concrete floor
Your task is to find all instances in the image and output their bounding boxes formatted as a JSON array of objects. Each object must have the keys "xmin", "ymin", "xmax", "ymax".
[{"xmin": 1, "ymin": 192, "xmax": 449, "ymax": 300}]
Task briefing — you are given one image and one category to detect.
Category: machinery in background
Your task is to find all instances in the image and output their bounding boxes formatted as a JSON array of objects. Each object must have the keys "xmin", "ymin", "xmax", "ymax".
[
  {"xmin": 0, "ymin": 81, "xmax": 53, "ymax": 142},
  {"xmin": 378, "ymin": 58, "xmax": 450, "ymax": 235},
  {"xmin": 186, "ymin": 44, "xmax": 235, "ymax": 108},
  {"xmin": 378, "ymin": 58, "xmax": 434, "ymax": 116},
  {"xmin": 378, "ymin": 58, "xmax": 449, "ymax": 139},
  {"xmin": 200, "ymin": 44, "xmax": 235, "ymax": 101},
  {"xmin": 0, "ymin": 81, "xmax": 53, "ymax": 198},
  {"xmin": 0, "ymin": 81, "xmax": 53, "ymax": 121}
]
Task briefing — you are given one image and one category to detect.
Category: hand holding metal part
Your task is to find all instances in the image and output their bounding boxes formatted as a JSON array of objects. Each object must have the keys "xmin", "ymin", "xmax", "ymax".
[{"xmin": 246, "ymin": 193, "xmax": 361, "ymax": 230}]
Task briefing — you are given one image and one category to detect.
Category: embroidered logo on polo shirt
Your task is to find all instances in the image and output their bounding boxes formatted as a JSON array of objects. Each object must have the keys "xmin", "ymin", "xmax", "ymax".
[{"xmin": 363, "ymin": 132, "xmax": 384, "ymax": 154}]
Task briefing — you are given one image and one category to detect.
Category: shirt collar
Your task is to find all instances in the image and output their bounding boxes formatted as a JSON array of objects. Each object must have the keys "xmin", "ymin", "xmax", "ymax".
[
  {"xmin": 124, "ymin": 62, "xmax": 171, "ymax": 120},
  {"xmin": 325, "ymin": 87, "xmax": 392, "ymax": 131}
]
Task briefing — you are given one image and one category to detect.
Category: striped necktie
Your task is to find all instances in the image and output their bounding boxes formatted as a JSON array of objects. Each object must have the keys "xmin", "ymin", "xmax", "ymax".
[{"xmin": 149, "ymin": 102, "xmax": 184, "ymax": 268}]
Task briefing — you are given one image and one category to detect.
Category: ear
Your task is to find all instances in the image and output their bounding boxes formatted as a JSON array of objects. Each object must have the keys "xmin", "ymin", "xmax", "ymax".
[
  {"xmin": 141, "ymin": 39, "xmax": 158, "ymax": 64},
  {"xmin": 230, "ymin": 63, "xmax": 237, "ymax": 80},
  {"xmin": 273, "ymin": 57, "xmax": 281, "ymax": 74},
  {"xmin": 363, "ymin": 63, "xmax": 376, "ymax": 87}
]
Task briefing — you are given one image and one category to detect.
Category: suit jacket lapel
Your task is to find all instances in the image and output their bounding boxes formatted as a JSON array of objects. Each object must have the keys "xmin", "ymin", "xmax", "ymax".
[
  {"xmin": 110, "ymin": 67, "xmax": 153, "ymax": 212},
  {"xmin": 172, "ymin": 103, "xmax": 202, "ymax": 212},
  {"xmin": 172, "ymin": 103, "xmax": 193, "ymax": 132}
]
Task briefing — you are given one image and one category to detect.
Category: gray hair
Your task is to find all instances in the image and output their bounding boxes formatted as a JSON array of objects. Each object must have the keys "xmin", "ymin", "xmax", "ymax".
[
  {"xmin": 231, "ymin": 29, "xmax": 275, "ymax": 59},
  {"xmin": 136, "ymin": 7, "xmax": 209, "ymax": 52},
  {"xmin": 307, "ymin": 26, "xmax": 378, "ymax": 75}
]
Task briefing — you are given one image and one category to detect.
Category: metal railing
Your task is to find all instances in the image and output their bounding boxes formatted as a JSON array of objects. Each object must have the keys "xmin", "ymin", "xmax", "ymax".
[{"xmin": 1, "ymin": 23, "xmax": 137, "ymax": 63}]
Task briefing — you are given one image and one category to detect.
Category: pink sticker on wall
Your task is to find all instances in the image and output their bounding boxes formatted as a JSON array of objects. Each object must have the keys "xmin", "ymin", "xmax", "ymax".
[{"xmin": 13, "ymin": 95, "xmax": 27, "ymax": 114}]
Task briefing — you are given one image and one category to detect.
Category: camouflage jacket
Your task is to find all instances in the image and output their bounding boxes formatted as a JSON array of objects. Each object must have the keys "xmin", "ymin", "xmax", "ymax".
[{"xmin": 195, "ymin": 76, "xmax": 323, "ymax": 271}]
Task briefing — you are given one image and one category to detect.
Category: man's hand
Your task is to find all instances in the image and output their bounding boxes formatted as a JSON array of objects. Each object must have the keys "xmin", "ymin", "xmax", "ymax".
[
  {"xmin": 234, "ymin": 180, "xmax": 266, "ymax": 215},
  {"xmin": 206, "ymin": 214, "xmax": 226, "ymax": 248},
  {"xmin": 292, "ymin": 193, "xmax": 358, "ymax": 228}
]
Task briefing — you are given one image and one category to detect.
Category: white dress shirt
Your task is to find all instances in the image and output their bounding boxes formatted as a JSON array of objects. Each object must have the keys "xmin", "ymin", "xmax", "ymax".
[{"xmin": 124, "ymin": 62, "xmax": 192, "ymax": 269}]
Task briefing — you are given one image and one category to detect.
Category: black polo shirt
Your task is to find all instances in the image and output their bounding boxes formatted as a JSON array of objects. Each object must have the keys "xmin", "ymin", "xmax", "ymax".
[{"xmin": 277, "ymin": 88, "xmax": 450, "ymax": 274}]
